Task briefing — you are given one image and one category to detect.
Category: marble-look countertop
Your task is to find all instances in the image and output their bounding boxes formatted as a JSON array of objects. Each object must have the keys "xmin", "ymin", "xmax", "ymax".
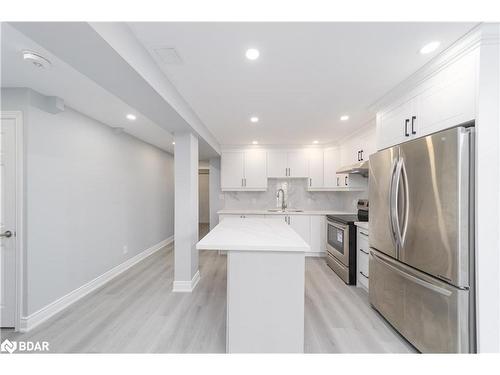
[
  {"xmin": 218, "ymin": 209, "xmax": 356, "ymax": 216},
  {"xmin": 196, "ymin": 217, "xmax": 310, "ymax": 252},
  {"xmin": 355, "ymin": 222, "xmax": 369, "ymax": 231}
]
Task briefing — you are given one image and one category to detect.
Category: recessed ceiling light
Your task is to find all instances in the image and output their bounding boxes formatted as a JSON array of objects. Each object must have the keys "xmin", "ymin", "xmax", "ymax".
[
  {"xmin": 245, "ymin": 48, "xmax": 260, "ymax": 60},
  {"xmin": 126, "ymin": 114, "xmax": 136, "ymax": 121},
  {"xmin": 340, "ymin": 115, "xmax": 349, "ymax": 121},
  {"xmin": 172, "ymin": 141, "xmax": 175, "ymax": 145},
  {"xmin": 420, "ymin": 41, "xmax": 440, "ymax": 54},
  {"xmin": 250, "ymin": 116, "xmax": 259, "ymax": 123},
  {"xmin": 252, "ymin": 140, "xmax": 258, "ymax": 145},
  {"xmin": 313, "ymin": 140, "xmax": 319, "ymax": 144}
]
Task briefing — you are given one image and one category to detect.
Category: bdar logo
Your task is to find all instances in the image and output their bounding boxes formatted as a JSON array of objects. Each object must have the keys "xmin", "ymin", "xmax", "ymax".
[{"xmin": 1, "ymin": 339, "xmax": 17, "ymax": 354}]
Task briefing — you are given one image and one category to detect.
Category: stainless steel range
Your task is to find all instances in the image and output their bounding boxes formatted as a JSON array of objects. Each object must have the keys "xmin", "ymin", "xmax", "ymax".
[{"xmin": 326, "ymin": 200, "xmax": 368, "ymax": 284}]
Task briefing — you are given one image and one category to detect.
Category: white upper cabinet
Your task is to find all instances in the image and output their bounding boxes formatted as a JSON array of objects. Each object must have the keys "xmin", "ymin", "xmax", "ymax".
[
  {"xmin": 267, "ymin": 151, "xmax": 288, "ymax": 178},
  {"xmin": 287, "ymin": 150, "xmax": 308, "ymax": 178},
  {"xmin": 307, "ymin": 148, "xmax": 324, "ymax": 189},
  {"xmin": 376, "ymin": 48, "xmax": 478, "ymax": 150},
  {"xmin": 221, "ymin": 150, "xmax": 267, "ymax": 191},
  {"xmin": 221, "ymin": 151, "xmax": 245, "ymax": 190},
  {"xmin": 323, "ymin": 147, "xmax": 340, "ymax": 188},
  {"xmin": 416, "ymin": 49, "xmax": 478, "ymax": 137},
  {"xmin": 267, "ymin": 150, "xmax": 308, "ymax": 178},
  {"xmin": 244, "ymin": 149, "xmax": 267, "ymax": 189}
]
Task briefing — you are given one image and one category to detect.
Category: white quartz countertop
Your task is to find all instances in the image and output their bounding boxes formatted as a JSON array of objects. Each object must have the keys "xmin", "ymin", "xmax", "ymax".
[
  {"xmin": 218, "ymin": 209, "xmax": 356, "ymax": 216},
  {"xmin": 196, "ymin": 218, "xmax": 310, "ymax": 252},
  {"xmin": 355, "ymin": 222, "xmax": 369, "ymax": 231}
]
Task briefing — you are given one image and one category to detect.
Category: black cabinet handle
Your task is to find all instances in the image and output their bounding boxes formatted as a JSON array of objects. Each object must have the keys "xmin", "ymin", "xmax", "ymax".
[
  {"xmin": 357, "ymin": 150, "xmax": 360, "ymax": 161},
  {"xmin": 411, "ymin": 116, "xmax": 417, "ymax": 135},
  {"xmin": 360, "ymin": 271, "xmax": 369, "ymax": 279},
  {"xmin": 360, "ymin": 150, "xmax": 364, "ymax": 161},
  {"xmin": 345, "ymin": 176, "xmax": 348, "ymax": 185},
  {"xmin": 336, "ymin": 177, "xmax": 339, "ymax": 186},
  {"xmin": 360, "ymin": 248, "xmax": 369, "ymax": 255},
  {"xmin": 404, "ymin": 119, "xmax": 410, "ymax": 137}
]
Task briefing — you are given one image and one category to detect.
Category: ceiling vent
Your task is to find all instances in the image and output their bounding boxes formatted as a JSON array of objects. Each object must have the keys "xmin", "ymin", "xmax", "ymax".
[{"xmin": 154, "ymin": 47, "xmax": 183, "ymax": 65}]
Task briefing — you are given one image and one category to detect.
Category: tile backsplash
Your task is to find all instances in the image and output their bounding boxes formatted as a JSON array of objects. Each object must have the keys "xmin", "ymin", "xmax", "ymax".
[{"xmin": 222, "ymin": 178, "xmax": 367, "ymax": 212}]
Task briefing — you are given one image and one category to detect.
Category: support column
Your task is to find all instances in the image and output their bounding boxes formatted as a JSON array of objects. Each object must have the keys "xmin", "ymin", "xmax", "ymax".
[{"xmin": 173, "ymin": 132, "xmax": 200, "ymax": 292}]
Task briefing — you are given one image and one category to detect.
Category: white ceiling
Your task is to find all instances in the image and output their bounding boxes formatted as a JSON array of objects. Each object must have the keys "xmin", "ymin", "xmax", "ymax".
[
  {"xmin": 1, "ymin": 23, "xmax": 175, "ymax": 153},
  {"xmin": 129, "ymin": 22, "xmax": 477, "ymax": 146}
]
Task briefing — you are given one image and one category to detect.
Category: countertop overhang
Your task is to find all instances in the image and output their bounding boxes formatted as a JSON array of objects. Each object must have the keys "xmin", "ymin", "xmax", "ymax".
[
  {"xmin": 196, "ymin": 218, "xmax": 310, "ymax": 252},
  {"xmin": 217, "ymin": 209, "xmax": 356, "ymax": 216}
]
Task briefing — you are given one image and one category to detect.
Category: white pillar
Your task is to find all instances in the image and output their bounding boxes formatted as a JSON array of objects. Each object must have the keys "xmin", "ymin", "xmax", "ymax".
[{"xmin": 173, "ymin": 132, "xmax": 200, "ymax": 292}]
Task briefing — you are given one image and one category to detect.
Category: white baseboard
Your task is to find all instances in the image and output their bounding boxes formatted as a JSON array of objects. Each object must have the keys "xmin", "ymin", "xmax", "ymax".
[
  {"xmin": 305, "ymin": 251, "xmax": 326, "ymax": 257},
  {"xmin": 19, "ymin": 236, "xmax": 174, "ymax": 332},
  {"xmin": 172, "ymin": 270, "xmax": 200, "ymax": 293}
]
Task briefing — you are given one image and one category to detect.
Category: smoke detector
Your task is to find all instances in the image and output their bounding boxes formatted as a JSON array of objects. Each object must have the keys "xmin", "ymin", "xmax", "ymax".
[{"xmin": 22, "ymin": 50, "xmax": 51, "ymax": 69}]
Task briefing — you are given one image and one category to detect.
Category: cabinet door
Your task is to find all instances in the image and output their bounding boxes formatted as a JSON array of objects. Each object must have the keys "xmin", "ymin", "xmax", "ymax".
[
  {"xmin": 288, "ymin": 215, "xmax": 311, "ymax": 245},
  {"xmin": 267, "ymin": 151, "xmax": 287, "ymax": 178},
  {"xmin": 244, "ymin": 149, "xmax": 267, "ymax": 189},
  {"xmin": 359, "ymin": 126, "xmax": 377, "ymax": 161},
  {"xmin": 266, "ymin": 214, "xmax": 287, "ymax": 223},
  {"xmin": 287, "ymin": 150, "xmax": 308, "ymax": 178},
  {"xmin": 416, "ymin": 50, "xmax": 477, "ymax": 138},
  {"xmin": 376, "ymin": 98, "xmax": 413, "ymax": 150},
  {"xmin": 310, "ymin": 215, "xmax": 326, "ymax": 254},
  {"xmin": 307, "ymin": 149, "xmax": 324, "ymax": 188},
  {"xmin": 221, "ymin": 151, "xmax": 245, "ymax": 190},
  {"xmin": 323, "ymin": 147, "xmax": 340, "ymax": 188}
]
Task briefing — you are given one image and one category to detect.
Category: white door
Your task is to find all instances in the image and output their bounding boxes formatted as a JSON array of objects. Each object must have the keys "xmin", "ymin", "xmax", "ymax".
[
  {"xmin": 307, "ymin": 149, "xmax": 324, "ymax": 188},
  {"xmin": 244, "ymin": 150, "xmax": 267, "ymax": 189},
  {"xmin": 288, "ymin": 215, "xmax": 311, "ymax": 245},
  {"xmin": 1, "ymin": 114, "xmax": 17, "ymax": 328},
  {"xmin": 267, "ymin": 151, "xmax": 287, "ymax": 178},
  {"xmin": 323, "ymin": 147, "xmax": 340, "ymax": 188},
  {"xmin": 287, "ymin": 150, "xmax": 308, "ymax": 178},
  {"xmin": 221, "ymin": 151, "xmax": 245, "ymax": 190}
]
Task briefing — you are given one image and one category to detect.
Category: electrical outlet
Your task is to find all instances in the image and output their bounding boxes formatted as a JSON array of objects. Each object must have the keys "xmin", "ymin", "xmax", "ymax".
[{"xmin": 123, "ymin": 245, "xmax": 128, "ymax": 255}]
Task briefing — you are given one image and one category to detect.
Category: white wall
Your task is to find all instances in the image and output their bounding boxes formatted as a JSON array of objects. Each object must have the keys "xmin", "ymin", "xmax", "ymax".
[{"xmin": 2, "ymin": 88, "xmax": 175, "ymax": 316}]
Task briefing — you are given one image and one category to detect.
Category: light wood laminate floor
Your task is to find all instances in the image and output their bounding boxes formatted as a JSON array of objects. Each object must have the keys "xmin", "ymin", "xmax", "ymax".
[{"xmin": 1, "ymin": 224, "xmax": 415, "ymax": 353}]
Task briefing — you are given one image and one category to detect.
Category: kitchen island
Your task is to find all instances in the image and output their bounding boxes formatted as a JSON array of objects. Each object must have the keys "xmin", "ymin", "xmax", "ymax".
[{"xmin": 196, "ymin": 217, "xmax": 309, "ymax": 353}]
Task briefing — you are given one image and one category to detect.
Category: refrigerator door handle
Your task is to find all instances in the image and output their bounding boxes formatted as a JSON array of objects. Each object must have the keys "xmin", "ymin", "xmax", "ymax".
[
  {"xmin": 389, "ymin": 159, "xmax": 402, "ymax": 252},
  {"xmin": 400, "ymin": 159, "xmax": 410, "ymax": 246},
  {"xmin": 371, "ymin": 251, "xmax": 452, "ymax": 297}
]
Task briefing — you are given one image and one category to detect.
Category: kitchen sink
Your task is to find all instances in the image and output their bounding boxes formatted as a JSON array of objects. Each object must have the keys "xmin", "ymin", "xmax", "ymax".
[{"xmin": 267, "ymin": 208, "xmax": 303, "ymax": 213}]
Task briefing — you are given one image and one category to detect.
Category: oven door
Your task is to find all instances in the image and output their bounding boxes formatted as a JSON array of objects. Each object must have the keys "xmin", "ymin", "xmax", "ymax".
[{"xmin": 326, "ymin": 220, "xmax": 350, "ymax": 266}]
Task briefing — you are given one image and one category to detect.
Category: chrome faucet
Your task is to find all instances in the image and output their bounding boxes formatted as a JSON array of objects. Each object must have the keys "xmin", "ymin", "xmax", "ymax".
[{"xmin": 277, "ymin": 188, "xmax": 287, "ymax": 211}]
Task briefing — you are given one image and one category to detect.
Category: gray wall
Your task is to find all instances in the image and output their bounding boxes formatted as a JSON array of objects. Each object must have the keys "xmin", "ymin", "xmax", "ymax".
[
  {"xmin": 2, "ymin": 88, "xmax": 175, "ymax": 316},
  {"xmin": 209, "ymin": 157, "xmax": 223, "ymax": 230},
  {"xmin": 198, "ymin": 170, "xmax": 210, "ymax": 223}
]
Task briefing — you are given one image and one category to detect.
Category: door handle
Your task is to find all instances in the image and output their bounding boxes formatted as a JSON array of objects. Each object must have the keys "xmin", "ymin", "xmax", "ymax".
[
  {"xmin": 309, "ymin": 178, "xmax": 312, "ymax": 187},
  {"xmin": 360, "ymin": 150, "xmax": 364, "ymax": 161},
  {"xmin": 357, "ymin": 151, "xmax": 360, "ymax": 161},
  {"xmin": 404, "ymin": 119, "xmax": 409, "ymax": 137},
  {"xmin": 360, "ymin": 271, "xmax": 369, "ymax": 279},
  {"xmin": 359, "ymin": 248, "xmax": 369, "ymax": 255},
  {"xmin": 336, "ymin": 177, "xmax": 339, "ymax": 186},
  {"xmin": 411, "ymin": 116, "xmax": 417, "ymax": 135},
  {"xmin": 344, "ymin": 176, "xmax": 348, "ymax": 186},
  {"xmin": 1, "ymin": 231, "xmax": 13, "ymax": 238}
]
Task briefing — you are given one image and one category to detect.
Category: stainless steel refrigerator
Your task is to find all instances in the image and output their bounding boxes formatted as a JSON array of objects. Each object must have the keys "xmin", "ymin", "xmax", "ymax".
[{"xmin": 368, "ymin": 126, "xmax": 475, "ymax": 353}]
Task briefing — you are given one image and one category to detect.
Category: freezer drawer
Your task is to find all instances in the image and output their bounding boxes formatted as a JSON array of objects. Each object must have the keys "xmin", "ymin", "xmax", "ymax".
[{"xmin": 369, "ymin": 249, "xmax": 472, "ymax": 353}]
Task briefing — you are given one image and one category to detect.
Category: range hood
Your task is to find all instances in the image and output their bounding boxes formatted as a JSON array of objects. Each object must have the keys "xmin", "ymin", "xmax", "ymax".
[{"xmin": 336, "ymin": 160, "xmax": 369, "ymax": 177}]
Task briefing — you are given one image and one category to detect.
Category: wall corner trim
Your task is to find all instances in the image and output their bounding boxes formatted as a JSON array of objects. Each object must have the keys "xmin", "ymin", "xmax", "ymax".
[
  {"xmin": 172, "ymin": 270, "xmax": 201, "ymax": 293},
  {"xmin": 19, "ymin": 236, "xmax": 174, "ymax": 332}
]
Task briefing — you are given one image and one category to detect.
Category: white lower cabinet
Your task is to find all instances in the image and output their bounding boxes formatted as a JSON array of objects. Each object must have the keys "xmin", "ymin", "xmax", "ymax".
[
  {"xmin": 266, "ymin": 214, "xmax": 313, "ymax": 253},
  {"xmin": 309, "ymin": 215, "xmax": 326, "ymax": 255},
  {"xmin": 356, "ymin": 227, "xmax": 370, "ymax": 291}
]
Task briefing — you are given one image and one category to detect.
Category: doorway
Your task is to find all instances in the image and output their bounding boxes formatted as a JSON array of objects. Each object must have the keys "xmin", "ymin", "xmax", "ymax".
[
  {"xmin": 198, "ymin": 168, "xmax": 210, "ymax": 239},
  {"xmin": 0, "ymin": 111, "xmax": 23, "ymax": 330}
]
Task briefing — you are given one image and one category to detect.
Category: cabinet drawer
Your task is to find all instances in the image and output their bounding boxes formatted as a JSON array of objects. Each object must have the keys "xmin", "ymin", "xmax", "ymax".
[{"xmin": 358, "ymin": 250, "xmax": 369, "ymax": 276}]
